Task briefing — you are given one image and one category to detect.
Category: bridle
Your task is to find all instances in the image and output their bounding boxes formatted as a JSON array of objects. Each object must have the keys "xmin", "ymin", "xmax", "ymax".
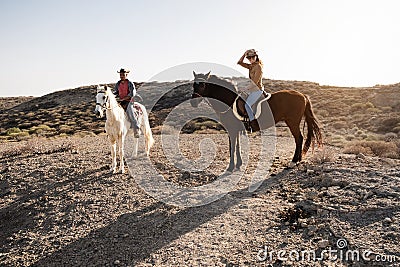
[
  {"xmin": 96, "ymin": 92, "xmax": 108, "ymax": 107},
  {"xmin": 192, "ymin": 81, "xmax": 232, "ymax": 114},
  {"xmin": 96, "ymin": 92, "xmax": 113, "ymax": 111}
]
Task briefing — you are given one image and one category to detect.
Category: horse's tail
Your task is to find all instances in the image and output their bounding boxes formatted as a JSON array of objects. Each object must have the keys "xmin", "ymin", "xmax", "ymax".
[
  {"xmin": 142, "ymin": 107, "xmax": 154, "ymax": 155},
  {"xmin": 302, "ymin": 95, "xmax": 323, "ymax": 155}
]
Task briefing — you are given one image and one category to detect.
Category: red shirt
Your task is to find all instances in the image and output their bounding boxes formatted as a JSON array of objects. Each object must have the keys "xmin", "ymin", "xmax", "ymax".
[{"xmin": 118, "ymin": 80, "xmax": 129, "ymax": 99}]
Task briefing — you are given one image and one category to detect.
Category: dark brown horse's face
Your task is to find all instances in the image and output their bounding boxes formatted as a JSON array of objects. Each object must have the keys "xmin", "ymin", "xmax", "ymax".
[{"xmin": 191, "ymin": 71, "xmax": 211, "ymax": 107}]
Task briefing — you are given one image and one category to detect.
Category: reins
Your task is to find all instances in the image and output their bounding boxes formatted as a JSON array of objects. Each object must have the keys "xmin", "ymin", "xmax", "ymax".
[
  {"xmin": 96, "ymin": 94, "xmax": 122, "ymax": 111},
  {"xmin": 193, "ymin": 88, "xmax": 236, "ymax": 115}
]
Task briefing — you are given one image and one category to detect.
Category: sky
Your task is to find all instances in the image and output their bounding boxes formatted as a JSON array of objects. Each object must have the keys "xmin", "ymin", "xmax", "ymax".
[{"xmin": 0, "ymin": 0, "xmax": 399, "ymax": 96}]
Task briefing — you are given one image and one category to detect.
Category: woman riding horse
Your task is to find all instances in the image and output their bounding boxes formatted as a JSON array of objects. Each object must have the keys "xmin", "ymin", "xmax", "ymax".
[
  {"xmin": 237, "ymin": 49, "xmax": 270, "ymax": 132},
  {"xmin": 191, "ymin": 72, "xmax": 323, "ymax": 169}
]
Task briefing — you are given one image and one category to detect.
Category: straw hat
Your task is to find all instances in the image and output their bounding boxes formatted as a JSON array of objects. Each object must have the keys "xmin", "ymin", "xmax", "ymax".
[{"xmin": 245, "ymin": 49, "xmax": 258, "ymax": 57}]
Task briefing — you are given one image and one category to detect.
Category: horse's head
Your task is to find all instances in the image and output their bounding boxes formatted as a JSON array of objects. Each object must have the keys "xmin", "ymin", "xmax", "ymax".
[
  {"xmin": 95, "ymin": 85, "xmax": 109, "ymax": 118},
  {"xmin": 191, "ymin": 71, "xmax": 211, "ymax": 107}
]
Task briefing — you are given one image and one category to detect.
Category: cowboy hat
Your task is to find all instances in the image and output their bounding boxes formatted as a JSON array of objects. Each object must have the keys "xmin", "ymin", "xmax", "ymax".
[
  {"xmin": 245, "ymin": 49, "xmax": 258, "ymax": 57},
  {"xmin": 117, "ymin": 68, "xmax": 130, "ymax": 73}
]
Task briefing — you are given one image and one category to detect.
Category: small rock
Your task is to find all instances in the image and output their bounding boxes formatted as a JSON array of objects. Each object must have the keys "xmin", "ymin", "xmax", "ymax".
[
  {"xmin": 306, "ymin": 169, "xmax": 315, "ymax": 175},
  {"xmin": 114, "ymin": 260, "xmax": 121, "ymax": 265},
  {"xmin": 356, "ymin": 153, "xmax": 366, "ymax": 159},
  {"xmin": 318, "ymin": 240, "xmax": 330, "ymax": 248},
  {"xmin": 307, "ymin": 225, "xmax": 317, "ymax": 235},
  {"xmin": 305, "ymin": 191, "xmax": 318, "ymax": 200},
  {"xmin": 363, "ymin": 191, "xmax": 373, "ymax": 200},
  {"xmin": 383, "ymin": 217, "xmax": 392, "ymax": 225},
  {"xmin": 181, "ymin": 171, "xmax": 191, "ymax": 179}
]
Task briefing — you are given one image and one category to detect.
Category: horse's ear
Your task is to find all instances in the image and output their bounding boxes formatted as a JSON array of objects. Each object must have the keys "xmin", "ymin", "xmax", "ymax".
[
  {"xmin": 205, "ymin": 71, "xmax": 211, "ymax": 79},
  {"xmin": 97, "ymin": 85, "xmax": 102, "ymax": 92},
  {"xmin": 193, "ymin": 71, "xmax": 197, "ymax": 78}
]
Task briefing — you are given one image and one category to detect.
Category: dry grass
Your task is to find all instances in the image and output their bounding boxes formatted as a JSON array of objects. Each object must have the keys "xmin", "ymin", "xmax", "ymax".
[
  {"xmin": 0, "ymin": 137, "xmax": 76, "ymax": 157},
  {"xmin": 343, "ymin": 140, "xmax": 400, "ymax": 159},
  {"xmin": 310, "ymin": 147, "xmax": 336, "ymax": 164}
]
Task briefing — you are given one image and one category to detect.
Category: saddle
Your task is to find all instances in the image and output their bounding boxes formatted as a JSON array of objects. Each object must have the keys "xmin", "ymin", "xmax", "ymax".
[
  {"xmin": 236, "ymin": 90, "xmax": 271, "ymax": 131},
  {"xmin": 236, "ymin": 90, "xmax": 271, "ymax": 119},
  {"xmin": 132, "ymin": 103, "xmax": 143, "ymax": 117},
  {"xmin": 118, "ymin": 100, "xmax": 143, "ymax": 117}
]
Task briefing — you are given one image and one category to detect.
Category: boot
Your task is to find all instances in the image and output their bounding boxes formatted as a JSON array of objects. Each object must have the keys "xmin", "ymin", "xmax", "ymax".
[
  {"xmin": 133, "ymin": 128, "xmax": 139, "ymax": 138},
  {"xmin": 131, "ymin": 123, "xmax": 140, "ymax": 138},
  {"xmin": 249, "ymin": 120, "xmax": 260, "ymax": 132}
]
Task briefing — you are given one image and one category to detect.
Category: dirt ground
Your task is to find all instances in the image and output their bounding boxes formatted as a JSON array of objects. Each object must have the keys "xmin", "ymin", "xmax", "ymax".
[{"xmin": 1, "ymin": 132, "xmax": 399, "ymax": 266}]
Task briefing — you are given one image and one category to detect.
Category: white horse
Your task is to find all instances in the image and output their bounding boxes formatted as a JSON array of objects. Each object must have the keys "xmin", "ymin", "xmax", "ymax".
[{"xmin": 95, "ymin": 85, "xmax": 154, "ymax": 173}]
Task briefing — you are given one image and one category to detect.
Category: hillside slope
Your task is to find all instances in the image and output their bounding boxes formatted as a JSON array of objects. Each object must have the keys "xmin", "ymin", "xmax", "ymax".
[{"xmin": 0, "ymin": 79, "xmax": 399, "ymax": 157}]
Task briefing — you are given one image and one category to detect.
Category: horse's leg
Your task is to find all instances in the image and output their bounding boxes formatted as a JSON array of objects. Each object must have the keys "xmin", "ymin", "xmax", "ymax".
[
  {"xmin": 133, "ymin": 135, "xmax": 139, "ymax": 158},
  {"xmin": 143, "ymin": 113, "xmax": 154, "ymax": 156},
  {"xmin": 119, "ymin": 134, "xmax": 125, "ymax": 173},
  {"xmin": 227, "ymin": 135, "xmax": 236, "ymax": 172},
  {"xmin": 286, "ymin": 120, "xmax": 303, "ymax": 166},
  {"xmin": 110, "ymin": 138, "xmax": 117, "ymax": 174},
  {"xmin": 235, "ymin": 133, "xmax": 242, "ymax": 170}
]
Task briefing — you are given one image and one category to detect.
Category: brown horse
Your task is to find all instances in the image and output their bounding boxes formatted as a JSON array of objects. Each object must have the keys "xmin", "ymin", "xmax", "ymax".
[{"xmin": 190, "ymin": 72, "xmax": 323, "ymax": 171}]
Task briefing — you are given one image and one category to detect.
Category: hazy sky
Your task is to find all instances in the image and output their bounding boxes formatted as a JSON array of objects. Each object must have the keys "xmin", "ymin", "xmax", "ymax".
[{"xmin": 0, "ymin": 0, "xmax": 399, "ymax": 96}]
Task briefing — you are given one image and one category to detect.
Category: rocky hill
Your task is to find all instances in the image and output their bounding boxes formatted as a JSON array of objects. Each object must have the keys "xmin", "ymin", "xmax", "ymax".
[{"xmin": 1, "ymin": 78, "xmax": 399, "ymax": 158}]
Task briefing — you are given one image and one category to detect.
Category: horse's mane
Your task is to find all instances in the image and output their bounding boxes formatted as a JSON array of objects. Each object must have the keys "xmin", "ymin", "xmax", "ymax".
[
  {"xmin": 105, "ymin": 87, "xmax": 119, "ymax": 106},
  {"xmin": 208, "ymin": 75, "xmax": 238, "ymax": 93}
]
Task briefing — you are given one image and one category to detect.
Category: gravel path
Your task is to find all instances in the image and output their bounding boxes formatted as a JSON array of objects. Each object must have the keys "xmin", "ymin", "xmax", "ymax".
[{"xmin": 1, "ymin": 134, "xmax": 399, "ymax": 266}]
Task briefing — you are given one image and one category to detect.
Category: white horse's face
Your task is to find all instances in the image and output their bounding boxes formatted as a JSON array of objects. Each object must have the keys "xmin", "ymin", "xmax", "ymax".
[{"xmin": 95, "ymin": 90, "xmax": 108, "ymax": 118}]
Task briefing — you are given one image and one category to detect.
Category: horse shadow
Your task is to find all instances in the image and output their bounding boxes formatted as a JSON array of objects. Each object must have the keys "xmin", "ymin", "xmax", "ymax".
[
  {"xmin": 30, "ymin": 167, "xmax": 293, "ymax": 266},
  {"xmin": 0, "ymin": 168, "xmax": 107, "ymax": 248}
]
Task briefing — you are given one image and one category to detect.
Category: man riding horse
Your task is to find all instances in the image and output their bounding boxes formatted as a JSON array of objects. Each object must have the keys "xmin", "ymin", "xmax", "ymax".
[{"xmin": 112, "ymin": 68, "xmax": 140, "ymax": 138}]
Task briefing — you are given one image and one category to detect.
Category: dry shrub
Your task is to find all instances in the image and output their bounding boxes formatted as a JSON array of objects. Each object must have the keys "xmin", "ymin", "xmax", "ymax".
[
  {"xmin": 382, "ymin": 132, "xmax": 398, "ymax": 142},
  {"xmin": 317, "ymin": 109, "xmax": 329, "ymax": 117},
  {"xmin": 329, "ymin": 135, "xmax": 346, "ymax": 147},
  {"xmin": 378, "ymin": 118, "xmax": 400, "ymax": 132},
  {"xmin": 366, "ymin": 107, "xmax": 381, "ymax": 113},
  {"xmin": 6, "ymin": 127, "xmax": 21, "ymax": 135},
  {"xmin": 344, "ymin": 140, "xmax": 399, "ymax": 159},
  {"xmin": 365, "ymin": 102, "xmax": 375, "ymax": 109},
  {"xmin": 393, "ymin": 126, "xmax": 400, "ymax": 133},
  {"xmin": 59, "ymin": 125, "xmax": 75, "ymax": 134},
  {"xmin": 381, "ymin": 106, "xmax": 392, "ymax": 112},
  {"xmin": 310, "ymin": 148, "xmax": 335, "ymax": 164},
  {"xmin": 350, "ymin": 103, "xmax": 365, "ymax": 112},
  {"xmin": 349, "ymin": 102, "xmax": 374, "ymax": 113},
  {"xmin": 331, "ymin": 121, "xmax": 347, "ymax": 129}
]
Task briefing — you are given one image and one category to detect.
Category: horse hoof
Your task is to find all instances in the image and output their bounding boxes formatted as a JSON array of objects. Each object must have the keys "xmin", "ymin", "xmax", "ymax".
[{"xmin": 287, "ymin": 162, "xmax": 297, "ymax": 169}]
